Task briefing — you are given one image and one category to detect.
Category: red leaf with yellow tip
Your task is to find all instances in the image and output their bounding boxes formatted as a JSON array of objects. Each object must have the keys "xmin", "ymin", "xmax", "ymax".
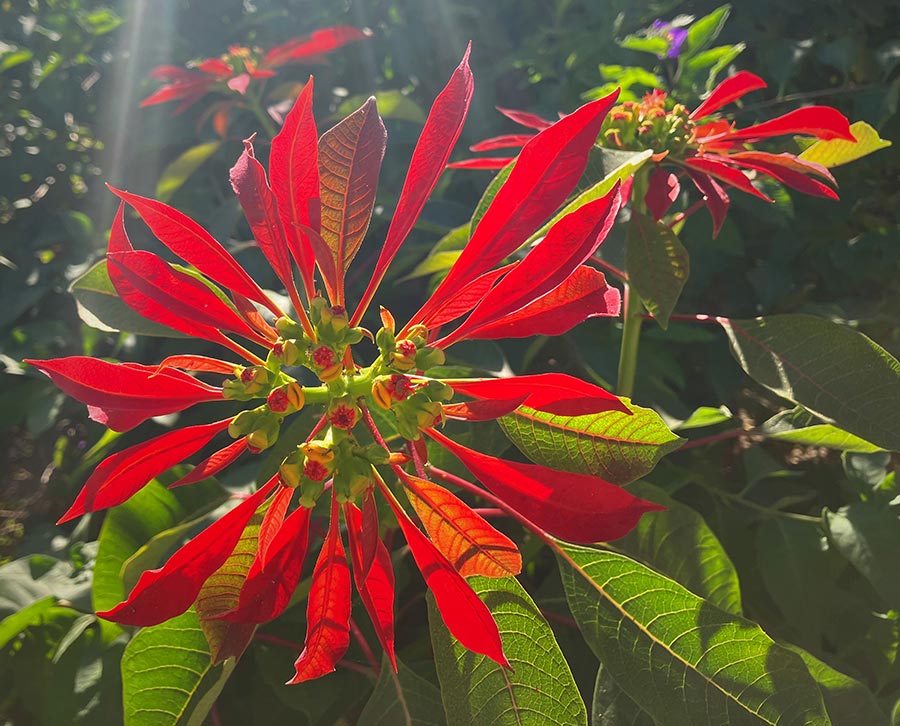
[
  {"xmin": 97, "ymin": 475, "xmax": 279, "ymax": 626},
  {"xmin": 288, "ymin": 496, "xmax": 352, "ymax": 683},
  {"xmin": 400, "ymin": 472, "xmax": 521, "ymax": 578},
  {"xmin": 377, "ymin": 476, "xmax": 508, "ymax": 667},
  {"xmin": 269, "ymin": 79, "xmax": 319, "ymax": 291},
  {"xmin": 60, "ymin": 419, "xmax": 233, "ymax": 522},
  {"xmin": 345, "ymin": 502, "xmax": 396, "ymax": 670},
  {"xmin": 427, "ymin": 429, "xmax": 664, "ymax": 544}
]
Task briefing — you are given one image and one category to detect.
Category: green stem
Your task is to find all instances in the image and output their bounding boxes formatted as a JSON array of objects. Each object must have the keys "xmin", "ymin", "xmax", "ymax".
[
  {"xmin": 246, "ymin": 95, "xmax": 277, "ymax": 139},
  {"xmin": 616, "ymin": 167, "xmax": 650, "ymax": 399},
  {"xmin": 617, "ymin": 284, "xmax": 643, "ymax": 399}
]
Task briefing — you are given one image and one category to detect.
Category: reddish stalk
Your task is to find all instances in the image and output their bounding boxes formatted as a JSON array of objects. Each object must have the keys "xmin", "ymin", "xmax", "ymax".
[
  {"xmin": 668, "ymin": 199, "xmax": 705, "ymax": 228},
  {"xmin": 305, "ymin": 413, "xmax": 330, "ymax": 443},
  {"xmin": 590, "ymin": 256, "xmax": 627, "ymax": 283},
  {"xmin": 679, "ymin": 428, "xmax": 745, "ymax": 450},
  {"xmin": 540, "ymin": 609, "xmax": 579, "ymax": 629},
  {"xmin": 350, "ymin": 617, "xmax": 381, "ymax": 674},
  {"xmin": 473, "ymin": 508, "xmax": 507, "ymax": 518}
]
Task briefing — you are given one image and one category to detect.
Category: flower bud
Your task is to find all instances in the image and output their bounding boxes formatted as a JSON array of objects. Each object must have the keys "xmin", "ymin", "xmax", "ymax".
[
  {"xmin": 328, "ymin": 398, "xmax": 359, "ymax": 430},
  {"xmin": 228, "ymin": 408, "xmax": 262, "ymax": 438},
  {"xmin": 318, "ymin": 361, "xmax": 344, "ymax": 383},
  {"xmin": 279, "ymin": 449, "xmax": 304, "ymax": 489},
  {"xmin": 299, "ymin": 441, "xmax": 335, "ymax": 465},
  {"xmin": 267, "ymin": 382, "xmax": 305, "ymax": 414},
  {"xmin": 376, "ymin": 327, "xmax": 396, "ymax": 354},
  {"xmin": 246, "ymin": 415, "xmax": 280, "ymax": 452},
  {"xmin": 371, "ymin": 378, "xmax": 393, "ymax": 410},
  {"xmin": 406, "ymin": 324, "xmax": 428, "ymax": 343},
  {"xmin": 299, "ymin": 477, "xmax": 325, "ymax": 508},
  {"xmin": 303, "ymin": 458, "xmax": 331, "ymax": 482},
  {"xmin": 275, "ymin": 316, "xmax": 306, "ymax": 339},
  {"xmin": 272, "ymin": 339, "xmax": 303, "ymax": 367}
]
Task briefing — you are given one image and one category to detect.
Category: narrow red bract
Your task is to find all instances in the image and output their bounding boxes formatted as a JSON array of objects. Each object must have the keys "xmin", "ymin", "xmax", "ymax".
[{"xmin": 289, "ymin": 496, "xmax": 352, "ymax": 684}]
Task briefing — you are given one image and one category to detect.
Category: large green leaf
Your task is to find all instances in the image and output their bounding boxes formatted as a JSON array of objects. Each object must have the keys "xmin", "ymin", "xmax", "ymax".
[
  {"xmin": 357, "ymin": 654, "xmax": 445, "ymax": 726},
  {"xmin": 614, "ymin": 481, "xmax": 742, "ymax": 614},
  {"xmin": 719, "ymin": 315, "xmax": 900, "ymax": 452},
  {"xmin": 755, "ymin": 519, "xmax": 837, "ymax": 644},
  {"xmin": 556, "ymin": 543, "xmax": 830, "ymax": 726},
  {"xmin": 0, "ymin": 595, "xmax": 56, "ymax": 650},
  {"xmin": 70, "ymin": 260, "xmax": 189, "ymax": 337},
  {"xmin": 470, "ymin": 164, "xmax": 514, "ymax": 240},
  {"xmin": 825, "ymin": 503, "xmax": 900, "ymax": 609},
  {"xmin": 788, "ymin": 646, "xmax": 888, "ymax": 726},
  {"xmin": 429, "ymin": 575, "xmax": 587, "ymax": 726},
  {"xmin": 499, "ymin": 399, "xmax": 683, "ymax": 485},
  {"xmin": 156, "ymin": 142, "xmax": 221, "ymax": 203},
  {"xmin": 93, "ymin": 478, "xmax": 226, "ymax": 612},
  {"xmin": 799, "ymin": 121, "xmax": 891, "ymax": 168},
  {"xmin": 683, "ymin": 4, "xmax": 731, "ymax": 58},
  {"xmin": 121, "ymin": 607, "xmax": 235, "ymax": 726},
  {"xmin": 625, "ymin": 211, "xmax": 690, "ymax": 329}
]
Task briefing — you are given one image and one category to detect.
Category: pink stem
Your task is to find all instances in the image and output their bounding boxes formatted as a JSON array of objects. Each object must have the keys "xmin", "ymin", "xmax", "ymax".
[
  {"xmin": 590, "ymin": 256, "xmax": 627, "ymax": 283},
  {"xmin": 350, "ymin": 617, "xmax": 381, "ymax": 674}
]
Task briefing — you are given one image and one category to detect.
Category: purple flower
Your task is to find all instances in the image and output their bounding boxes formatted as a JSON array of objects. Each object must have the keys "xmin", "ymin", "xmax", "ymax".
[{"xmin": 651, "ymin": 20, "xmax": 688, "ymax": 59}]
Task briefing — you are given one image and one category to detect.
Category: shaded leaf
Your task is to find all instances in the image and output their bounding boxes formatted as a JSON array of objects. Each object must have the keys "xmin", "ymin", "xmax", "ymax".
[
  {"xmin": 357, "ymin": 654, "xmax": 445, "ymax": 726},
  {"xmin": 429, "ymin": 576, "xmax": 587, "ymax": 726},
  {"xmin": 592, "ymin": 664, "xmax": 654, "ymax": 726},
  {"xmin": 719, "ymin": 315, "xmax": 900, "ymax": 452},
  {"xmin": 625, "ymin": 210, "xmax": 690, "ymax": 329},
  {"xmin": 557, "ymin": 543, "xmax": 830, "ymax": 726},
  {"xmin": 615, "ymin": 481, "xmax": 742, "ymax": 614},
  {"xmin": 156, "ymin": 142, "xmax": 221, "ymax": 203}
]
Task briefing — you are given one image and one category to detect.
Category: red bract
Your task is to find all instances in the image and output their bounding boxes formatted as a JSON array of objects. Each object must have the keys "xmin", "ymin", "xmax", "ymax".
[
  {"xmin": 31, "ymin": 47, "xmax": 664, "ymax": 682},
  {"xmin": 141, "ymin": 26, "xmax": 370, "ymax": 114},
  {"xmin": 456, "ymin": 70, "xmax": 854, "ymax": 236}
]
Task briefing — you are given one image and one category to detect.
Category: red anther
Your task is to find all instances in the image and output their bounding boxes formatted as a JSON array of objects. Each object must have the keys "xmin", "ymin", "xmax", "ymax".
[
  {"xmin": 396, "ymin": 339, "xmax": 417, "ymax": 356},
  {"xmin": 390, "ymin": 374, "xmax": 413, "ymax": 400},
  {"xmin": 272, "ymin": 341, "xmax": 284, "ymax": 357},
  {"xmin": 331, "ymin": 305, "xmax": 346, "ymax": 316},
  {"xmin": 329, "ymin": 403, "xmax": 358, "ymax": 430},
  {"xmin": 312, "ymin": 345, "xmax": 336, "ymax": 368},
  {"xmin": 304, "ymin": 459, "xmax": 329, "ymax": 482},
  {"xmin": 240, "ymin": 368, "xmax": 255, "ymax": 383},
  {"xmin": 267, "ymin": 387, "xmax": 289, "ymax": 413}
]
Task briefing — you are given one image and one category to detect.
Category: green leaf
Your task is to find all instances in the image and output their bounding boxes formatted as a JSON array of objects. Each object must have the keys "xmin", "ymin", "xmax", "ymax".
[
  {"xmin": 358, "ymin": 654, "xmax": 445, "ymax": 726},
  {"xmin": 676, "ymin": 405, "xmax": 733, "ymax": 431},
  {"xmin": 400, "ymin": 224, "xmax": 468, "ymax": 282},
  {"xmin": 787, "ymin": 645, "xmax": 888, "ymax": 726},
  {"xmin": 70, "ymin": 260, "xmax": 189, "ymax": 337},
  {"xmin": 799, "ymin": 121, "xmax": 891, "ymax": 167},
  {"xmin": 93, "ymin": 478, "xmax": 227, "ymax": 612},
  {"xmin": 755, "ymin": 519, "xmax": 836, "ymax": 643},
  {"xmin": 618, "ymin": 35, "xmax": 671, "ymax": 57},
  {"xmin": 470, "ymin": 164, "xmax": 514, "ymax": 240},
  {"xmin": 527, "ymin": 149, "xmax": 653, "ymax": 244},
  {"xmin": 626, "ymin": 211, "xmax": 690, "ymax": 329},
  {"xmin": 592, "ymin": 664, "xmax": 654, "ymax": 725},
  {"xmin": 156, "ymin": 142, "xmax": 221, "ymax": 203},
  {"xmin": 683, "ymin": 4, "xmax": 731, "ymax": 59},
  {"xmin": 614, "ymin": 481, "xmax": 742, "ymax": 614},
  {"xmin": 500, "ymin": 399, "xmax": 683, "ymax": 485},
  {"xmin": 719, "ymin": 314, "xmax": 900, "ymax": 452},
  {"xmin": 428, "ymin": 575, "xmax": 587, "ymax": 726},
  {"xmin": 0, "ymin": 48, "xmax": 33, "ymax": 73},
  {"xmin": 556, "ymin": 543, "xmax": 830, "ymax": 726},
  {"xmin": 121, "ymin": 607, "xmax": 235, "ymax": 726},
  {"xmin": 761, "ymin": 407, "xmax": 884, "ymax": 452},
  {"xmin": 339, "ymin": 90, "xmax": 426, "ymax": 123},
  {"xmin": 0, "ymin": 595, "xmax": 56, "ymax": 650},
  {"xmin": 825, "ymin": 503, "xmax": 900, "ymax": 608}
]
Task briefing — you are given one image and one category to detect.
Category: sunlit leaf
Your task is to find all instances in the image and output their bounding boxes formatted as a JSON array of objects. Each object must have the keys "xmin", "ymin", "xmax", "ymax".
[
  {"xmin": 429, "ymin": 576, "xmax": 587, "ymax": 726},
  {"xmin": 799, "ymin": 121, "xmax": 891, "ymax": 167},
  {"xmin": 155, "ymin": 142, "xmax": 221, "ymax": 203}
]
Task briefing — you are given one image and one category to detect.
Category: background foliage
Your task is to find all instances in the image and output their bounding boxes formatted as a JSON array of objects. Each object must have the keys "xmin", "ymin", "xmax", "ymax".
[{"xmin": 1, "ymin": 0, "xmax": 898, "ymax": 724}]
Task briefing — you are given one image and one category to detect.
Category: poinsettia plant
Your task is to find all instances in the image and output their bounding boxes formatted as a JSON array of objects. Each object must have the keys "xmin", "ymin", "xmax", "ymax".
[{"xmin": 27, "ymin": 46, "xmax": 668, "ymax": 681}]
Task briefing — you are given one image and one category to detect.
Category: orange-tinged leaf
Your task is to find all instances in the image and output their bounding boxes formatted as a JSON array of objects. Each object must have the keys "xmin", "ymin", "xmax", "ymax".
[
  {"xmin": 257, "ymin": 486, "xmax": 293, "ymax": 566},
  {"xmin": 401, "ymin": 473, "xmax": 521, "ymax": 578},
  {"xmin": 317, "ymin": 97, "xmax": 386, "ymax": 302}
]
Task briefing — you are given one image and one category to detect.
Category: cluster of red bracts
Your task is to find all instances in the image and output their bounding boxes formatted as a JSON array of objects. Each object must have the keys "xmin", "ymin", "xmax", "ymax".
[
  {"xmin": 27, "ymin": 46, "xmax": 666, "ymax": 681},
  {"xmin": 454, "ymin": 70, "xmax": 854, "ymax": 237},
  {"xmin": 141, "ymin": 26, "xmax": 370, "ymax": 113}
]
